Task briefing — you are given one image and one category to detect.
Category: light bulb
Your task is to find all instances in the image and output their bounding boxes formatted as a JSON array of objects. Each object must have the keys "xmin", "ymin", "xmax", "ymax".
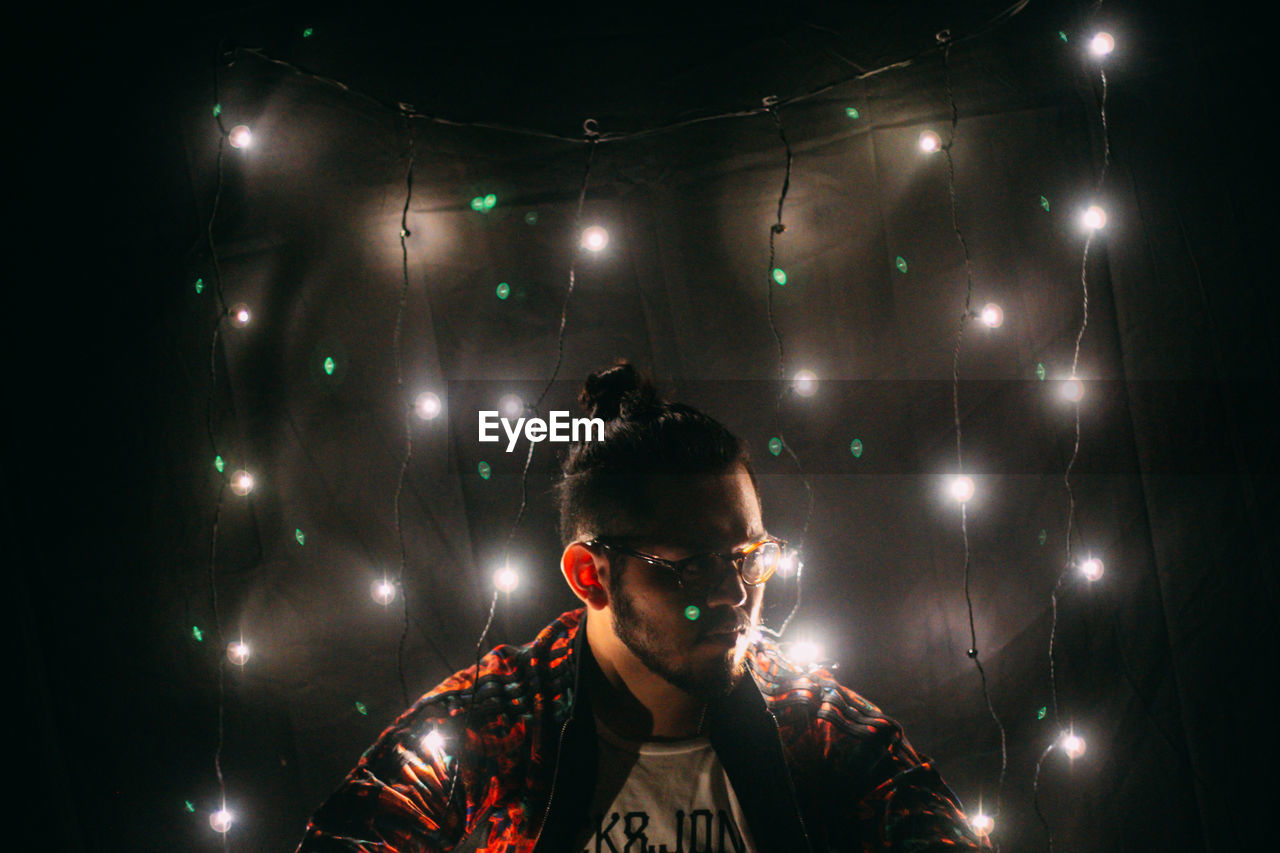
[
  {"xmin": 226, "ymin": 641, "xmax": 250, "ymax": 666},
  {"xmin": 790, "ymin": 640, "xmax": 822, "ymax": 666},
  {"xmin": 980, "ymin": 303, "xmax": 1004, "ymax": 328},
  {"xmin": 229, "ymin": 470, "xmax": 254, "ymax": 496},
  {"xmin": 777, "ymin": 551, "xmax": 800, "ymax": 579},
  {"xmin": 919, "ymin": 130, "xmax": 942, "ymax": 153},
  {"xmin": 793, "ymin": 369, "xmax": 817, "ymax": 397},
  {"xmin": 209, "ymin": 809, "xmax": 233, "ymax": 833},
  {"xmin": 422, "ymin": 729, "xmax": 445, "ymax": 755},
  {"xmin": 499, "ymin": 394, "xmax": 523, "ymax": 419},
  {"xmin": 494, "ymin": 566, "xmax": 519, "ymax": 593},
  {"xmin": 1089, "ymin": 32, "xmax": 1115, "ymax": 56},
  {"xmin": 1062, "ymin": 378, "xmax": 1085, "ymax": 402},
  {"xmin": 228, "ymin": 125, "xmax": 252, "ymax": 149},
  {"xmin": 950, "ymin": 475, "xmax": 975, "ymax": 503},
  {"xmin": 230, "ymin": 303, "xmax": 251, "ymax": 327},
  {"xmin": 970, "ymin": 814, "xmax": 994, "ymax": 837},
  {"xmin": 1081, "ymin": 557, "xmax": 1104, "ymax": 581},
  {"xmin": 581, "ymin": 225, "xmax": 609, "ymax": 252},
  {"xmin": 371, "ymin": 578, "xmax": 396, "ymax": 606},
  {"xmin": 1082, "ymin": 205, "xmax": 1107, "ymax": 231},
  {"xmin": 1061, "ymin": 732, "xmax": 1086, "ymax": 759},
  {"xmin": 414, "ymin": 392, "xmax": 442, "ymax": 420}
]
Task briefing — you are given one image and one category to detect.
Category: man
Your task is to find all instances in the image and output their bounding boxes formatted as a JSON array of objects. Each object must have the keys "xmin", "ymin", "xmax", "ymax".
[{"xmin": 296, "ymin": 361, "xmax": 988, "ymax": 852}]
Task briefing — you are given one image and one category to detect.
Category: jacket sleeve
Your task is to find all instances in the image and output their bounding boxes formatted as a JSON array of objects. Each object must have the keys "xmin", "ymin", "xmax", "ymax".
[{"xmin": 295, "ymin": 709, "xmax": 468, "ymax": 853}]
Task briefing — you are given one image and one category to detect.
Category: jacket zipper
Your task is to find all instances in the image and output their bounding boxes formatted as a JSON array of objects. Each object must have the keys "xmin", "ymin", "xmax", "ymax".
[
  {"xmin": 530, "ymin": 714, "xmax": 573, "ymax": 852},
  {"xmin": 764, "ymin": 707, "xmax": 811, "ymax": 849}
]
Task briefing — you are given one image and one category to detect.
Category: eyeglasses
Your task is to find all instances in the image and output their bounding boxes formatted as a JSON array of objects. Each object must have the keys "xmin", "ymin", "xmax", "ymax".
[{"xmin": 583, "ymin": 536, "xmax": 788, "ymax": 591}]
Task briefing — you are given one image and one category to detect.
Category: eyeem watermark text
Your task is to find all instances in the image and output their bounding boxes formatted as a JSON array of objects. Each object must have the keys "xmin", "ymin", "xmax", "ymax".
[{"xmin": 479, "ymin": 411, "xmax": 604, "ymax": 452}]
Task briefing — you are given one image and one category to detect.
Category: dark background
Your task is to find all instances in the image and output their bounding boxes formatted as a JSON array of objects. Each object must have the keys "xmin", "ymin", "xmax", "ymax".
[{"xmin": 12, "ymin": 1, "xmax": 1275, "ymax": 851}]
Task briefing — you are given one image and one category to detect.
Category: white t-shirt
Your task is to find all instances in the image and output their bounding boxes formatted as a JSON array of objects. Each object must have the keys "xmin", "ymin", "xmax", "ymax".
[{"xmin": 575, "ymin": 714, "xmax": 759, "ymax": 853}]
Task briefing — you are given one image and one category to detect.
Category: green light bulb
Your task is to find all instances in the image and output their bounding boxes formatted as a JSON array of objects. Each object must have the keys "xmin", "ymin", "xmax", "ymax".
[
  {"xmin": 194, "ymin": 277, "xmax": 204, "ymax": 294},
  {"xmin": 192, "ymin": 626, "xmax": 204, "ymax": 642},
  {"xmin": 212, "ymin": 104, "xmax": 222, "ymax": 118},
  {"xmin": 484, "ymin": 193, "xmax": 496, "ymax": 209},
  {"xmin": 471, "ymin": 197, "xmax": 484, "ymax": 211},
  {"xmin": 324, "ymin": 357, "xmax": 335, "ymax": 375},
  {"xmin": 1035, "ymin": 363, "xmax": 1046, "ymax": 381},
  {"xmin": 1040, "ymin": 195, "xmax": 1051, "ymax": 212},
  {"xmin": 768, "ymin": 437, "xmax": 782, "ymax": 456},
  {"xmin": 185, "ymin": 801, "xmax": 195, "ymax": 813},
  {"xmin": 496, "ymin": 282, "xmax": 510, "ymax": 299},
  {"xmin": 1037, "ymin": 705, "xmax": 1047, "ymax": 720},
  {"xmin": 295, "ymin": 529, "xmax": 306, "ymax": 545},
  {"xmin": 850, "ymin": 439, "xmax": 863, "ymax": 458},
  {"xmin": 1038, "ymin": 529, "xmax": 1047, "ymax": 546},
  {"xmin": 1058, "ymin": 31, "xmax": 1068, "ymax": 43},
  {"xmin": 214, "ymin": 455, "xmax": 224, "ymax": 473},
  {"xmin": 355, "ymin": 702, "xmax": 367, "ymax": 716},
  {"xmin": 845, "ymin": 107, "xmax": 861, "ymax": 119},
  {"xmin": 302, "ymin": 27, "xmax": 314, "ymax": 38},
  {"xmin": 478, "ymin": 461, "xmax": 491, "ymax": 480},
  {"xmin": 684, "ymin": 605, "xmax": 701, "ymax": 621},
  {"xmin": 524, "ymin": 211, "xmax": 538, "ymax": 225},
  {"xmin": 772, "ymin": 268, "xmax": 787, "ymax": 286},
  {"xmin": 895, "ymin": 256, "xmax": 908, "ymax": 274}
]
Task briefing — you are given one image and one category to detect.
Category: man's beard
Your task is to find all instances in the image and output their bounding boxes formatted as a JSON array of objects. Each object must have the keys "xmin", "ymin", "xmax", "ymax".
[{"xmin": 609, "ymin": 570, "xmax": 746, "ymax": 701}]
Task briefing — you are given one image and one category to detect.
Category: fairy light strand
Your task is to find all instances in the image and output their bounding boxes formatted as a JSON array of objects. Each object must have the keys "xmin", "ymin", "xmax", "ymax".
[{"xmin": 936, "ymin": 32, "xmax": 1010, "ymax": 828}]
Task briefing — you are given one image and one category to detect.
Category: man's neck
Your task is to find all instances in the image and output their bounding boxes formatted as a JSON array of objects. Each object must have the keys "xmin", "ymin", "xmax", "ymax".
[{"xmin": 584, "ymin": 613, "xmax": 705, "ymax": 741}]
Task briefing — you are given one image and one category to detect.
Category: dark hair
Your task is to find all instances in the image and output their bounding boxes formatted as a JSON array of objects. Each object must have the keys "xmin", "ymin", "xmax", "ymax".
[{"xmin": 554, "ymin": 359, "xmax": 760, "ymax": 546}]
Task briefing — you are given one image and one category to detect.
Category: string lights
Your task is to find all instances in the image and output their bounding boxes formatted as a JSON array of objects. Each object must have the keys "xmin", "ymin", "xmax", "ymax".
[{"xmin": 183, "ymin": 6, "xmax": 1129, "ymax": 848}]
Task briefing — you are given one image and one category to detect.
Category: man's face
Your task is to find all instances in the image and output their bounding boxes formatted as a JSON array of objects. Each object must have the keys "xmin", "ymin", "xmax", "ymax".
[{"xmin": 602, "ymin": 463, "xmax": 766, "ymax": 700}]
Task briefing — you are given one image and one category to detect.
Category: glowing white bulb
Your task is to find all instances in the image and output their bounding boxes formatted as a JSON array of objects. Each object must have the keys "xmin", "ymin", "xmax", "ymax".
[
  {"xmin": 230, "ymin": 303, "xmax": 251, "ymax": 328},
  {"xmin": 918, "ymin": 130, "xmax": 942, "ymax": 153},
  {"xmin": 414, "ymin": 392, "xmax": 442, "ymax": 420},
  {"xmin": 494, "ymin": 565, "xmax": 519, "ymax": 593},
  {"xmin": 793, "ymin": 369, "xmax": 818, "ymax": 397},
  {"xmin": 226, "ymin": 641, "xmax": 251, "ymax": 666},
  {"xmin": 581, "ymin": 225, "xmax": 609, "ymax": 252},
  {"xmin": 1089, "ymin": 32, "xmax": 1115, "ymax": 57},
  {"xmin": 1081, "ymin": 205, "xmax": 1107, "ymax": 231},
  {"xmin": 790, "ymin": 640, "xmax": 822, "ymax": 666},
  {"xmin": 1062, "ymin": 378, "xmax": 1085, "ymax": 402},
  {"xmin": 1080, "ymin": 557, "xmax": 1104, "ymax": 582},
  {"xmin": 209, "ymin": 809, "xmax": 233, "ymax": 833},
  {"xmin": 228, "ymin": 125, "xmax": 252, "ymax": 149},
  {"xmin": 970, "ymin": 814, "xmax": 995, "ymax": 837},
  {"xmin": 777, "ymin": 551, "xmax": 800, "ymax": 579},
  {"xmin": 499, "ymin": 394, "xmax": 523, "ymax": 419},
  {"xmin": 371, "ymin": 578, "xmax": 396, "ymax": 606},
  {"xmin": 422, "ymin": 729, "xmax": 445, "ymax": 755},
  {"xmin": 229, "ymin": 470, "xmax": 254, "ymax": 496},
  {"xmin": 1061, "ymin": 732, "xmax": 1086, "ymax": 759},
  {"xmin": 949, "ymin": 475, "xmax": 975, "ymax": 503},
  {"xmin": 980, "ymin": 303, "xmax": 1004, "ymax": 328}
]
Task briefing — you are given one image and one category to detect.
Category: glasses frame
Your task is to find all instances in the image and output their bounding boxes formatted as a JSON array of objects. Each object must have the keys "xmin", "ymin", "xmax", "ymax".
[{"xmin": 581, "ymin": 536, "xmax": 788, "ymax": 591}]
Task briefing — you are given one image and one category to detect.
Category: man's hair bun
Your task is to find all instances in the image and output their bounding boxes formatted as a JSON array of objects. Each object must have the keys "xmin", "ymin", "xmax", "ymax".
[{"xmin": 578, "ymin": 359, "xmax": 660, "ymax": 422}]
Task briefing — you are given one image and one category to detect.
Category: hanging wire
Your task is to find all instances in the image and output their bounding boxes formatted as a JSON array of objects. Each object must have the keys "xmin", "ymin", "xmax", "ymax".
[
  {"xmin": 936, "ymin": 32, "xmax": 1009, "ymax": 826},
  {"xmin": 1031, "ymin": 739, "xmax": 1058, "ymax": 853}
]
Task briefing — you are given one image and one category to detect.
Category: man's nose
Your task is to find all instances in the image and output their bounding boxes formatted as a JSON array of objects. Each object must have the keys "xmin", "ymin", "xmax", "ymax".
[{"xmin": 704, "ymin": 560, "xmax": 748, "ymax": 608}]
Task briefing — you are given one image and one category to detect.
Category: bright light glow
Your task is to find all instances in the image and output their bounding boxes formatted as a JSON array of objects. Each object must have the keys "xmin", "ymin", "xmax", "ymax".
[
  {"xmin": 226, "ymin": 641, "xmax": 250, "ymax": 666},
  {"xmin": 581, "ymin": 225, "xmax": 609, "ymax": 252},
  {"xmin": 949, "ymin": 475, "xmax": 975, "ymax": 503},
  {"xmin": 980, "ymin": 303, "xmax": 1004, "ymax": 328},
  {"xmin": 494, "ymin": 565, "xmax": 519, "ymax": 593},
  {"xmin": 228, "ymin": 125, "xmax": 252, "ymax": 149},
  {"xmin": 1061, "ymin": 732, "xmax": 1086, "ymax": 759},
  {"xmin": 1089, "ymin": 32, "xmax": 1115, "ymax": 56},
  {"xmin": 229, "ymin": 470, "xmax": 254, "ymax": 496},
  {"xmin": 371, "ymin": 578, "xmax": 396, "ymax": 606},
  {"xmin": 919, "ymin": 130, "xmax": 942, "ymax": 153},
  {"xmin": 777, "ymin": 551, "xmax": 801, "ymax": 579},
  {"xmin": 790, "ymin": 640, "xmax": 822, "ymax": 666},
  {"xmin": 414, "ymin": 392, "xmax": 442, "ymax": 420},
  {"xmin": 1062, "ymin": 378, "xmax": 1085, "ymax": 402},
  {"xmin": 422, "ymin": 729, "xmax": 445, "ymax": 755},
  {"xmin": 1082, "ymin": 205, "xmax": 1107, "ymax": 231},
  {"xmin": 499, "ymin": 394, "xmax": 523, "ymax": 419},
  {"xmin": 230, "ymin": 303, "xmax": 251, "ymax": 328},
  {"xmin": 970, "ymin": 814, "xmax": 995, "ymax": 837},
  {"xmin": 1081, "ymin": 557, "xmax": 1104, "ymax": 582},
  {"xmin": 793, "ymin": 369, "xmax": 818, "ymax": 397},
  {"xmin": 210, "ymin": 809, "xmax": 233, "ymax": 833}
]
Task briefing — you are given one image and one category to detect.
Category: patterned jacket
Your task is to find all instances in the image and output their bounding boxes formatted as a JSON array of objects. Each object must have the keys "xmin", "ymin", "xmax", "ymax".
[{"xmin": 296, "ymin": 608, "xmax": 989, "ymax": 852}]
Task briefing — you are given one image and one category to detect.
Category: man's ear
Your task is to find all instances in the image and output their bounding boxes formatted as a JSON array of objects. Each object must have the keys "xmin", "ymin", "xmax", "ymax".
[{"xmin": 561, "ymin": 543, "xmax": 610, "ymax": 610}]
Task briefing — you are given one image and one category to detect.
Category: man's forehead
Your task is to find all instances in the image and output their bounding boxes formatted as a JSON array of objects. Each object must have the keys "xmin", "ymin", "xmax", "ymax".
[{"xmin": 632, "ymin": 468, "xmax": 763, "ymax": 547}]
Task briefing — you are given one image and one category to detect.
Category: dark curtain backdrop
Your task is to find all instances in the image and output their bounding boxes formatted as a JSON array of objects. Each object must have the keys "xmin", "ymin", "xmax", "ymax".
[{"xmin": 12, "ymin": 1, "xmax": 1274, "ymax": 851}]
